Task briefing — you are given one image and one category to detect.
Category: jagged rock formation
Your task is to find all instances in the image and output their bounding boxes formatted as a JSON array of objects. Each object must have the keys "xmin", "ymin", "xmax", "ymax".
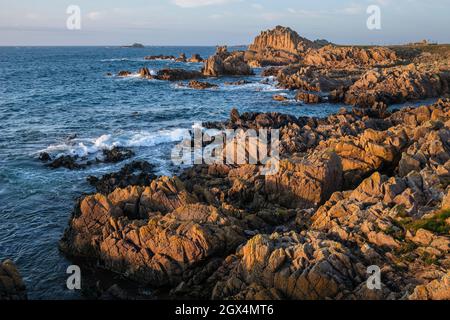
[
  {"xmin": 303, "ymin": 45, "xmax": 398, "ymax": 69},
  {"xmin": 185, "ymin": 80, "xmax": 218, "ymax": 90},
  {"xmin": 276, "ymin": 65, "xmax": 361, "ymax": 95},
  {"xmin": 156, "ymin": 68, "xmax": 204, "ymax": 81},
  {"xmin": 61, "ymin": 99, "xmax": 450, "ymax": 300},
  {"xmin": 245, "ymin": 26, "xmax": 318, "ymax": 66},
  {"xmin": 0, "ymin": 260, "xmax": 27, "ymax": 300},
  {"xmin": 345, "ymin": 63, "xmax": 450, "ymax": 107},
  {"xmin": 176, "ymin": 53, "xmax": 187, "ymax": 62},
  {"xmin": 144, "ymin": 54, "xmax": 176, "ymax": 61},
  {"xmin": 203, "ymin": 46, "xmax": 253, "ymax": 77},
  {"xmin": 188, "ymin": 54, "xmax": 203, "ymax": 63},
  {"xmin": 296, "ymin": 91, "xmax": 323, "ymax": 104},
  {"xmin": 271, "ymin": 44, "xmax": 450, "ymax": 106}
]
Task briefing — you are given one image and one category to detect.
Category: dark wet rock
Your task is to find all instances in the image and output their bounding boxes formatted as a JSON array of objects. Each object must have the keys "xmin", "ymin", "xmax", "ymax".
[
  {"xmin": 117, "ymin": 70, "xmax": 132, "ymax": 77},
  {"xmin": 144, "ymin": 55, "xmax": 176, "ymax": 61},
  {"xmin": 155, "ymin": 68, "xmax": 204, "ymax": 81},
  {"xmin": 47, "ymin": 155, "xmax": 85, "ymax": 170},
  {"xmin": 102, "ymin": 147, "xmax": 135, "ymax": 163},
  {"xmin": 185, "ymin": 80, "xmax": 218, "ymax": 90},
  {"xmin": 87, "ymin": 160, "xmax": 157, "ymax": 194},
  {"xmin": 45, "ymin": 147, "xmax": 134, "ymax": 170},
  {"xmin": 0, "ymin": 260, "xmax": 27, "ymax": 300},
  {"xmin": 224, "ymin": 80, "xmax": 252, "ymax": 86},
  {"xmin": 38, "ymin": 152, "xmax": 51, "ymax": 162}
]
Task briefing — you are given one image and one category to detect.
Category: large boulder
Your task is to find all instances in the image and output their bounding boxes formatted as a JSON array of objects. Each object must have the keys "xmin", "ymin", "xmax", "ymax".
[
  {"xmin": 203, "ymin": 46, "xmax": 253, "ymax": 77},
  {"xmin": 155, "ymin": 68, "xmax": 204, "ymax": 81},
  {"xmin": 211, "ymin": 231, "xmax": 364, "ymax": 300},
  {"xmin": 264, "ymin": 151, "xmax": 342, "ymax": 209},
  {"xmin": 0, "ymin": 260, "xmax": 27, "ymax": 300},
  {"xmin": 60, "ymin": 177, "xmax": 246, "ymax": 287}
]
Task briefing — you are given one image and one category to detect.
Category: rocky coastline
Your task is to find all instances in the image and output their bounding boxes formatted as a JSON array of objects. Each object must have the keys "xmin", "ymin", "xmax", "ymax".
[
  {"xmin": 59, "ymin": 98, "xmax": 450, "ymax": 300},
  {"xmin": 114, "ymin": 26, "xmax": 449, "ymax": 109},
  {"xmin": 24, "ymin": 25, "xmax": 450, "ymax": 301}
]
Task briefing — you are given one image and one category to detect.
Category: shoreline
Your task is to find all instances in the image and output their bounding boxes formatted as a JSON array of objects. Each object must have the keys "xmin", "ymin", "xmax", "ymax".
[
  {"xmin": 1, "ymin": 25, "xmax": 449, "ymax": 301},
  {"xmin": 59, "ymin": 98, "xmax": 449, "ymax": 298}
]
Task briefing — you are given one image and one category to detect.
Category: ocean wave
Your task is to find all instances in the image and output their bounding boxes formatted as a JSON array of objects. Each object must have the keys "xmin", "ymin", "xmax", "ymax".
[
  {"xmin": 221, "ymin": 80, "xmax": 283, "ymax": 92},
  {"xmin": 101, "ymin": 58, "xmax": 130, "ymax": 62},
  {"xmin": 38, "ymin": 128, "xmax": 189, "ymax": 158},
  {"xmin": 116, "ymin": 69, "xmax": 157, "ymax": 79}
]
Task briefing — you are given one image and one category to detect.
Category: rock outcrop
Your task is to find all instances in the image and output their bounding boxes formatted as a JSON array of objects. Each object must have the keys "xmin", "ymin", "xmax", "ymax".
[
  {"xmin": 203, "ymin": 46, "xmax": 253, "ymax": 77},
  {"xmin": 0, "ymin": 260, "xmax": 27, "ymax": 300},
  {"xmin": 176, "ymin": 53, "xmax": 187, "ymax": 62},
  {"xmin": 345, "ymin": 63, "xmax": 450, "ymax": 107},
  {"xmin": 61, "ymin": 99, "xmax": 450, "ymax": 300},
  {"xmin": 185, "ymin": 80, "xmax": 218, "ymax": 90},
  {"xmin": 296, "ymin": 91, "xmax": 323, "ymax": 104},
  {"xmin": 188, "ymin": 54, "xmax": 203, "ymax": 63},
  {"xmin": 60, "ymin": 178, "xmax": 246, "ymax": 287},
  {"xmin": 144, "ymin": 55, "xmax": 176, "ymax": 61},
  {"xmin": 245, "ymin": 26, "xmax": 317, "ymax": 66},
  {"xmin": 155, "ymin": 68, "xmax": 204, "ymax": 81},
  {"xmin": 117, "ymin": 70, "xmax": 132, "ymax": 77},
  {"xmin": 276, "ymin": 65, "xmax": 360, "ymax": 93},
  {"xmin": 87, "ymin": 160, "xmax": 156, "ymax": 194},
  {"xmin": 44, "ymin": 147, "xmax": 135, "ymax": 170},
  {"xmin": 303, "ymin": 45, "xmax": 398, "ymax": 69}
]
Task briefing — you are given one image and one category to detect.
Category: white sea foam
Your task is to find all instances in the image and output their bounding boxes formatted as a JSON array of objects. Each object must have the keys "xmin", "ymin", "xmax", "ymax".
[
  {"xmin": 39, "ymin": 128, "xmax": 188, "ymax": 158},
  {"xmin": 101, "ymin": 58, "xmax": 130, "ymax": 62},
  {"xmin": 117, "ymin": 69, "xmax": 157, "ymax": 79},
  {"xmin": 221, "ymin": 81, "xmax": 283, "ymax": 92}
]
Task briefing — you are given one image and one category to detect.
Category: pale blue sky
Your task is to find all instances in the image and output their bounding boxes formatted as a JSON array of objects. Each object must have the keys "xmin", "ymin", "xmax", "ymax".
[{"xmin": 0, "ymin": 0, "xmax": 449, "ymax": 45}]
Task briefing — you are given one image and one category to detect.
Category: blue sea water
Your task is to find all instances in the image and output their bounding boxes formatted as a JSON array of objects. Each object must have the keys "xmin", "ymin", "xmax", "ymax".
[{"xmin": 0, "ymin": 46, "xmax": 426, "ymax": 299}]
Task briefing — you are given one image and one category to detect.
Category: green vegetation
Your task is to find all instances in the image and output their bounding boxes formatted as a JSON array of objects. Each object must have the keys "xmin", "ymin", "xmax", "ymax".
[
  {"xmin": 420, "ymin": 251, "xmax": 439, "ymax": 266},
  {"xmin": 393, "ymin": 204, "xmax": 408, "ymax": 218},
  {"xmin": 400, "ymin": 210, "xmax": 450, "ymax": 235}
]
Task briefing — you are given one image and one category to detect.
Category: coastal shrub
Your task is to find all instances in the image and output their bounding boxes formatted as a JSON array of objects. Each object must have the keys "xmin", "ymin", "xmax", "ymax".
[{"xmin": 400, "ymin": 210, "xmax": 450, "ymax": 235}]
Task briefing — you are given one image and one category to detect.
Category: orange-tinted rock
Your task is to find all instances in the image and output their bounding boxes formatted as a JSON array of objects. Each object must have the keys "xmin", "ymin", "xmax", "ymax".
[
  {"xmin": 246, "ymin": 26, "xmax": 318, "ymax": 66},
  {"xmin": 203, "ymin": 46, "xmax": 253, "ymax": 77}
]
